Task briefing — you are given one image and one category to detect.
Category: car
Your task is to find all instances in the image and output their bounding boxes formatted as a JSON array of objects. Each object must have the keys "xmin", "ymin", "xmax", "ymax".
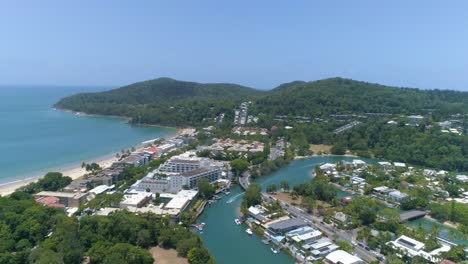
[
  {"xmin": 364, "ymin": 246, "xmax": 370, "ymax": 250},
  {"xmin": 351, "ymin": 241, "xmax": 357, "ymax": 246},
  {"xmin": 377, "ymin": 256, "xmax": 385, "ymax": 261}
]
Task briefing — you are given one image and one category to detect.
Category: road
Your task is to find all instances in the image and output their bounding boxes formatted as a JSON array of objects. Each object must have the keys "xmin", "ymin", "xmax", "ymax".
[
  {"xmin": 239, "ymin": 173, "xmax": 378, "ymax": 263},
  {"xmin": 263, "ymin": 194, "xmax": 378, "ymax": 263}
]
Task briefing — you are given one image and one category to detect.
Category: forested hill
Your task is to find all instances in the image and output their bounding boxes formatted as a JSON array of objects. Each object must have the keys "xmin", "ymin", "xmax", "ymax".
[
  {"xmin": 55, "ymin": 77, "xmax": 468, "ymax": 126},
  {"xmin": 55, "ymin": 78, "xmax": 264, "ymax": 126},
  {"xmin": 253, "ymin": 77, "xmax": 468, "ymax": 116}
]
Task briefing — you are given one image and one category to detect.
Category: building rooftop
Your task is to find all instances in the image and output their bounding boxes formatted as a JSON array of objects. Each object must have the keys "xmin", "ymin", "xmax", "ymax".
[
  {"xmin": 325, "ymin": 250, "xmax": 365, "ymax": 264},
  {"xmin": 89, "ymin": 185, "xmax": 114, "ymax": 195},
  {"xmin": 36, "ymin": 191, "xmax": 88, "ymax": 199},
  {"xmin": 268, "ymin": 217, "xmax": 307, "ymax": 231}
]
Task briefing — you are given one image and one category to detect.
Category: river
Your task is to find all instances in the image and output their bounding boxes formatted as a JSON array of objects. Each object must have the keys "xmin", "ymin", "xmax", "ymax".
[{"xmin": 197, "ymin": 156, "xmax": 467, "ymax": 264}]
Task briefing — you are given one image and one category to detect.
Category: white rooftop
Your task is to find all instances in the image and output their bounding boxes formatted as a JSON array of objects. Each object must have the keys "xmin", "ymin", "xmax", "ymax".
[
  {"xmin": 325, "ymin": 250, "xmax": 364, "ymax": 264},
  {"xmin": 394, "ymin": 162, "xmax": 406, "ymax": 167},
  {"xmin": 89, "ymin": 185, "xmax": 114, "ymax": 195},
  {"xmin": 292, "ymin": 230, "xmax": 322, "ymax": 243}
]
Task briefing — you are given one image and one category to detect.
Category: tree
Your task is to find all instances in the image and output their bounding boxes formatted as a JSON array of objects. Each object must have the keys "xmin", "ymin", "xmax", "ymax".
[
  {"xmin": 29, "ymin": 247, "xmax": 64, "ymax": 264},
  {"xmin": 241, "ymin": 183, "xmax": 262, "ymax": 213},
  {"xmin": 187, "ymin": 247, "xmax": 215, "ymax": 264},
  {"xmin": 266, "ymin": 183, "xmax": 277, "ymax": 193},
  {"xmin": 85, "ymin": 163, "xmax": 101, "ymax": 173},
  {"xmin": 331, "ymin": 143, "xmax": 346, "ymax": 155},
  {"xmin": 280, "ymin": 180, "xmax": 290, "ymax": 191},
  {"xmin": 441, "ymin": 245, "xmax": 468, "ymax": 262},
  {"xmin": 230, "ymin": 159, "xmax": 250, "ymax": 177},
  {"xmin": 196, "ymin": 178, "xmax": 215, "ymax": 199},
  {"xmin": 335, "ymin": 240, "xmax": 354, "ymax": 254}
]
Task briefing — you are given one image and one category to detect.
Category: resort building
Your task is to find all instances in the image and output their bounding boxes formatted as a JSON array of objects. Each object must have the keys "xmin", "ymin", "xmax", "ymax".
[
  {"xmin": 131, "ymin": 152, "xmax": 222, "ymax": 193},
  {"xmin": 35, "ymin": 196, "xmax": 65, "ymax": 209},
  {"xmin": 120, "ymin": 191, "xmax": 153, "ymax": 209},
  {"xmin": 34, "ymin": 191, "xmax": 88, "ymax": 208},
  {"xmin": 324, "ymin": 250, "xmax": 366, "ymax": 264}
]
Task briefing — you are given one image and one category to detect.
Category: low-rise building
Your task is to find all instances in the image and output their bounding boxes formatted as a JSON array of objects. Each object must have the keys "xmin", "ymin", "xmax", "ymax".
[
  {"xmin": 304, "ymin": 238, "xmax": 339, "ymax": 260},
  {"xmin": 267, "ymin": 217, "xmax": 307, "ymax": 235},
  {"xmin": 34, "ymin": 191, "xmax": 88, "ymax": 208},
  {"xmin": 120, "ymin": 192, "xmax": 153, "ymax": 209},
  {"xmin": 324, "ymin": 250, "xmax": 365, "ymax": 264},
  {"xmin": 388, "ymin": 190, "xmax": 408, "ymax": 201},
  {"xmin": 387, "ymin": 235, "xmax": 451, "ymax": 263}
]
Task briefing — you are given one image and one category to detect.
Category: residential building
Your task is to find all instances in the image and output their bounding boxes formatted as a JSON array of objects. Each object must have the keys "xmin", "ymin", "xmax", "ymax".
[
  {"xmin": 120, "ymin": 191, "xmax": 152, "ymax": 209},
  {"xmin": 387, "ymin": 235, "xmax": 451, "ymax": 263},
  {"xmin": 324, "ymin": 250, "xmax": 366, "ymax": 264},
  {"xmin": 267, "ymin": 217, "xmax": 307, "ymax": 235},
  {"xmin": 34, "ymin": 191, "xmax": 88, "ymax": 208},
  {"xmin": 388, "ymin": 190, "xmax": 408, "ymax": 201},
  {"xmin": 305, "ymin": 238, "xmax": 339, "ymax": 260}
]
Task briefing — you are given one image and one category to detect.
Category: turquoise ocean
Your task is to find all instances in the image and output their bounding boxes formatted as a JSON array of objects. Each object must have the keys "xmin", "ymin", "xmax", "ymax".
[{"xmin": 0, "ymin": 86, "xmax": 175, "ymax": 185}]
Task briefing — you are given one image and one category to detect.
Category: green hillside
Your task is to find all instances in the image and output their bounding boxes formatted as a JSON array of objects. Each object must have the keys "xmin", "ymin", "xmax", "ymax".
[
  {"xmin": 55, "ymin": 77, "xmax": 468, "ymax": 127},
  {"xmin": 252, "ymin": 77, "xmax": 468, "ymax": 116},
  {"xmin": 55, "ymin": 78, "xmax": 264, "ymax": 126}
]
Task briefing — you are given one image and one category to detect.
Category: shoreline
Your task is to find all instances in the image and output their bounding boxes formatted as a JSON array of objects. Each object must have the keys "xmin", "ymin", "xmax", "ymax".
[{"xmin": 0, "ymin": 127, "xmax": 185, "ymax": 197}]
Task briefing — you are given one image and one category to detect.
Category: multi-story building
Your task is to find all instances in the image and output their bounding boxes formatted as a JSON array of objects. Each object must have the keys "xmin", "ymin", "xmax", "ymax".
[{"xmin": 131, "ymin": 153, "xmax": 221, "ymax": 193}]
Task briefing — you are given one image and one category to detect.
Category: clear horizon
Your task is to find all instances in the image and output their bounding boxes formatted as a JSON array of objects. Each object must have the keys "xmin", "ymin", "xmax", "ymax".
[{"xmin": 1, "ymin": 1, "xmax": 468, "ymax": 91}]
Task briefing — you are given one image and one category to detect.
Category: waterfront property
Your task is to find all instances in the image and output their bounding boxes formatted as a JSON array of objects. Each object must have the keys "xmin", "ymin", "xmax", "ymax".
[
  {"xmin": 387, "ymin": 235, "xmax": 451, "ymax": 263},
  {"xmin": 34, "ymin": 191, "xmax": 88, "ymax": 207},
  {"xmin": 324, "ymin": 250, "xmax": 365, "ymax": 264},
  {"xmin": 267, "ymin": 217, "xmax": 307, "ymax": 235}
]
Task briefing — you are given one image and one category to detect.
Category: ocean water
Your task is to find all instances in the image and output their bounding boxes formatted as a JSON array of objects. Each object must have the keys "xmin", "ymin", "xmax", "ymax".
[{"xmin": 0, "ymin": 86, "xmax": 176, "ymax": 184}]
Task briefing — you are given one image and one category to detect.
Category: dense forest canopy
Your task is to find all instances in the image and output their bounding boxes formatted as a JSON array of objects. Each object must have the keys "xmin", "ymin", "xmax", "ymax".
[
  {"xmin": 56, "ymin": 77, "xmax": 468, "ymax": 126},
  {"xmin": 54, "ymin": 78, "xmax": 264, "ymax": 126},
  {"xmin": 253, "ymin": 78, "xmax": 468, "ymax": 116}
]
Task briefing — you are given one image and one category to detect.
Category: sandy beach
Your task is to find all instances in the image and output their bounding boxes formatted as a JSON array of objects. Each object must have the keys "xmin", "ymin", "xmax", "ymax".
[
  {"xmin": 0, "ymin": 155, "xmax": 118, "ymax": 196},
  {"xmin": 0, "ymin": 128, "xmax": 190, "ymax": 197}
]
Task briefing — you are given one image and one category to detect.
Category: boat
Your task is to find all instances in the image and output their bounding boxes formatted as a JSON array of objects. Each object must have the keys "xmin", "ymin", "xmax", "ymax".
[
  {"xmin": 271, "ymin": 247, "xmax": 279, "ymax": 254},
  {"xmin": 246, "ymin": 228, "xmax": 253, "ymax": 235},
  {"xmin": 198, "ymin": 223, "xmax": 206, "ymax": 231},
  {"xmin": 235, "ymin": 218, "xmax": 241, "ymax": 225},
  {"xmin": 261, "ymin": 239, "xmax": 270, "ymax": 245},
  {"xmin": 225, "ymin": 191, "xmax": 231, "ymax": 195}
]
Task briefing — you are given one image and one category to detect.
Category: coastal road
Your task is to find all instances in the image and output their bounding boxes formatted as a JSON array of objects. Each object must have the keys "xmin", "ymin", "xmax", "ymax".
[{"xmin": 263, "ymin": 194, "xmax": 378, "ymax": 263}]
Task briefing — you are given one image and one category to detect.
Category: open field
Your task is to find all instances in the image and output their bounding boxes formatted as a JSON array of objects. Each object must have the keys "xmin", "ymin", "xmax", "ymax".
[
  {"xmin": 309, "ymin": 144, "xmax": 332, "ymax": 154},
  {"xmin": 149, "ymin": 247, "xmax": 188, "ymax": 264}
]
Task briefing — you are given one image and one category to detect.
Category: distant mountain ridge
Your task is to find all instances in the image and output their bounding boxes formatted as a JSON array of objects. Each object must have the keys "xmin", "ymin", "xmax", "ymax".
[{"xmin": 55, "ymin": 77, "xmax": 468, "ymax": 126}]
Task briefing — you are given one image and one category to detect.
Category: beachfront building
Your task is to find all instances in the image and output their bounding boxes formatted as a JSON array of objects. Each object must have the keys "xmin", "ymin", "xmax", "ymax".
[
  {"xmin": 324, "ymin": 250, "xmax": 365, "ymax": 264},
  {"xmin": 387, "ymin": 235, "xmax": 451, "ymax": 263},
  {"xmin": 34, "ymin": 191, "xmax": 88, "ymax": 208},
  {"xmin": 120, "ymin": 191, "xmax": 153, "ymax": 209}
]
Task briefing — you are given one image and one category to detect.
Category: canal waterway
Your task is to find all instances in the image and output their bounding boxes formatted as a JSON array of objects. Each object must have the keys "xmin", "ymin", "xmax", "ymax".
[
  {"xmin": 197, "ymin": 156, "xmax": 356, "ymax": 264},
  {"xmin": 198, "ymin": 156, "xmax": 467, "ymax": 264}
]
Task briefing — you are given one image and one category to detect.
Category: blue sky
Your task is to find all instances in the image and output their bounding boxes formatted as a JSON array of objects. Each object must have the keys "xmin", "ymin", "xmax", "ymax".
[{"xmin": 1, "ymin": 1, "xmax": 468, "ymax": 90}]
